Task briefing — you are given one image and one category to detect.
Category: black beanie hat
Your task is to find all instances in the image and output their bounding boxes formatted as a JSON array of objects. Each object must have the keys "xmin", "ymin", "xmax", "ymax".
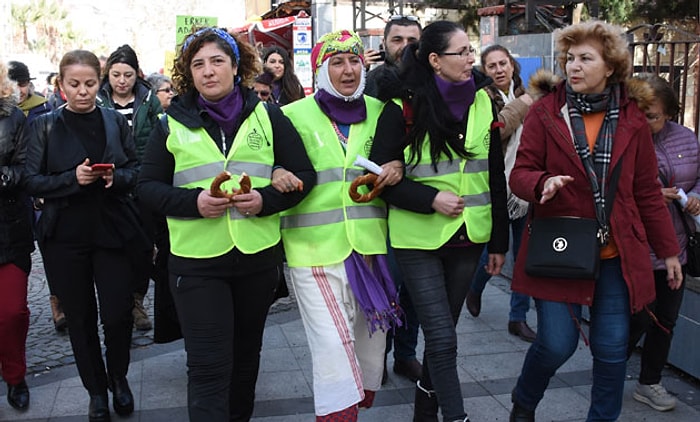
[{"xmin": 105, "ymin": 45, "xmax": 140, "ymax": 73}]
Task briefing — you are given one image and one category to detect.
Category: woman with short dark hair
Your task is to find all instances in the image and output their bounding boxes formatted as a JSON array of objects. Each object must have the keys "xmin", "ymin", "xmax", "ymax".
[{"xmin": 137, "ymin": 27, "xmax": 315, "ymax": 421}]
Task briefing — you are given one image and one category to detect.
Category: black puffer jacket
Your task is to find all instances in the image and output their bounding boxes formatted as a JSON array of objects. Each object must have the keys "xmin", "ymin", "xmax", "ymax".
[{"xmin": 0, "ymin": 96, "xmax": 34, "ymax": 267}]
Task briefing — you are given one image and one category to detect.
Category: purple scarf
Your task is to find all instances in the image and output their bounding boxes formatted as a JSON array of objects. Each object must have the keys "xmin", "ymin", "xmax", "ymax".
[
  {"xmin": 434, "ymin": 75, "xmax": 476, "ymax": 121},
  {"xmin": 197, "ymin": 87, "xmax": 243, "ymax": 137},
  {"xmin": 314, "ymin": 89, "xmax": 366, "ymax": 125},
  {"xmin": 344, "ymin": 252, "xmax": 403, "ymax": 334}
]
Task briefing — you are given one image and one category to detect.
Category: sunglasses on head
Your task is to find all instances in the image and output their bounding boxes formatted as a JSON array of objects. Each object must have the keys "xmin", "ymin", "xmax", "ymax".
[{"xmin": 389, "ymin": 15, "xmax": 419, "ymax": 22}]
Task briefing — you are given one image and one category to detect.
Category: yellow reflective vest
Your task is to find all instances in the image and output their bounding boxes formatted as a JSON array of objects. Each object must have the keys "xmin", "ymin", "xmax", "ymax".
[
  {"xmin": 281, "ymin": 95, "xmax": 387, "ymax": 267},
  {"xmin": 389, "ymin": 89, "xmax": 493, "ymax": 249},
  {"xmin": 165, "ymin": 103, "xmax": 279, "ymax": 257}
]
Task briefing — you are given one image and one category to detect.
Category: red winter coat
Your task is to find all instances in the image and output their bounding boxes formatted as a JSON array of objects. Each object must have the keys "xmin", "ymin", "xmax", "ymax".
[{"xmin": 509, "ymin": 79, "xmax": 680, "ymax": 314}]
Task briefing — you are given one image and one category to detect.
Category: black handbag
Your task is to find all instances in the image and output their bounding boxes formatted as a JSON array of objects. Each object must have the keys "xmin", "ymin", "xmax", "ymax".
[
  {"xmin": 525, "ymin": 216, "xmax": 602, "ymax": 279},
  {"xmin": 658, "ymin": 173, "xmax": 700, "ymax": 277},
  {"xmin": 525, "ymin": 160, "xmax": 621, "ymax": 280},
  {"xmin": 670, "ymin": 196, "xmax": 700, "ymax": 277}
]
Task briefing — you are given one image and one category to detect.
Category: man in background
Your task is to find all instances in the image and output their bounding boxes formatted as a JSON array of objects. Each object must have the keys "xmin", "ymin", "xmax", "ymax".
[
  {"xmin": 364, "ymin": 15, "xmax": 422, "ymax": 98},
  {"xmin": 8, "ymin": 61, "xmax": 52, "ymax": 124}
]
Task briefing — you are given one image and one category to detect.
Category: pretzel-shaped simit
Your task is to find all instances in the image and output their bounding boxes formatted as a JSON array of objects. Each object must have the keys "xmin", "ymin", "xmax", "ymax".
[
  {"xmin": 210, "ymin": 171, "xmax": 251, "ymax": 199},
  {"xmin": 348, "ymin": 173, "xmax": 382, "ymax": 203}
]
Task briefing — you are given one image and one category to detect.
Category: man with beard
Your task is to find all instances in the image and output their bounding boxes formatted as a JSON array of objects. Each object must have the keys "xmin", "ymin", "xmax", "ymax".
[{"xmin": 364, "ymin": 15, "xmax": 421, "ymax": 98}]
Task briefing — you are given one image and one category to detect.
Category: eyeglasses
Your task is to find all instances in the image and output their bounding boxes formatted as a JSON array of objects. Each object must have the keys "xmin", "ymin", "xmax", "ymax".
[
  {"xmin": 441, "ymin": 46, "xmax": 476, "ymax": 58},
  {"xmin": 389, "ymin": 15, "xmax": 419, "ymax": 22},
  {"xmin": 157, "ymin": 87, "xmax": 173, "ymax": 94},
  {"xmin": 255, "ymin": 90, "xmax": 271, "ymax": 97}
]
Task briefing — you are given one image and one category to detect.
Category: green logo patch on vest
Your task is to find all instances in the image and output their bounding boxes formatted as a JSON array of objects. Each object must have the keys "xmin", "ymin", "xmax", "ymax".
[
  {"xmin": 247, "ymin": 129, "xmax": 263, "ymax": 150},
  {"xmin": 364, "ymin": 137, "xmax": 374, "ymax": 157},
  {"xmin": 482, "ymin": 132, "xmax": 490, "ymax": 151}
]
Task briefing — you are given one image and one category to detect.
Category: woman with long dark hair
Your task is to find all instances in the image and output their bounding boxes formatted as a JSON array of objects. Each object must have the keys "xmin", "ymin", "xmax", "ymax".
[
  {"xmin": 262, "ymin": 45, "xmax": 305, "ymax": 105},
  {"xmin": 370, "ymin": 20, "xmax": 509, "ymax": 422}
]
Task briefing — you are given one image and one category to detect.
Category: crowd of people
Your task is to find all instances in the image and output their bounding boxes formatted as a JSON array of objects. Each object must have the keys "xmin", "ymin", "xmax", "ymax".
[{"xmin": 0, "ymin": 15, "xmax": 696, "ymax": 422}]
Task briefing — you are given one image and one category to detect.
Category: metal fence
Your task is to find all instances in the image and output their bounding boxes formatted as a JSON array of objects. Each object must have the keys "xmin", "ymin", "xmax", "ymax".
[{"xmin": 627, "ymin": 23, "xmax": 700, "ymax": 136}]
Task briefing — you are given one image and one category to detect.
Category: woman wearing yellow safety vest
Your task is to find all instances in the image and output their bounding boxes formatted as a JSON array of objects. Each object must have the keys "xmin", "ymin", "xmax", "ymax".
[
  {"xmin": 136, "ymin": 27, "xmax": 316, "ymax": 421},
  {"xmin": 275, "ymin": 30, "xmax": 403, "ymax": 421},
  {"xmin": 369, "ymin": 21, "xmax": 509, "ymax": 422}
]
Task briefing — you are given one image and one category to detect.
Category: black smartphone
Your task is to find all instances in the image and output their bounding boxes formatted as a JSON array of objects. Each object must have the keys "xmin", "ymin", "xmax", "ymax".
[{"xmin": 378, "ymin": 51, "xmax": 386, "ymax": 61}]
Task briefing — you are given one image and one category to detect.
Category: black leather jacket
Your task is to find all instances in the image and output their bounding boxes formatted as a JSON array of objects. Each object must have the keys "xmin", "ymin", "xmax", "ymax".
[
  {"xmin": 0, "ymin": 96, "xmax": 34, "ymax": 266},
  {"xmin": 24, "ymin": 106, "xmax": 142, "ymax": 245}
]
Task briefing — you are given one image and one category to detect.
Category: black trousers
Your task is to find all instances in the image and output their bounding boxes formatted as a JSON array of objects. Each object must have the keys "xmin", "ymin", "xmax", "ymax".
[
  {"xmin": 170, "ymin": 252, "xmax": 279, "ymax": 422},
  {"xmin": 628, "ymin": 268, "xmax": 686, "ymax": 385},
  {"xmin": 41, "ymin": 240, "xmax": 134, "ymax": 395}
]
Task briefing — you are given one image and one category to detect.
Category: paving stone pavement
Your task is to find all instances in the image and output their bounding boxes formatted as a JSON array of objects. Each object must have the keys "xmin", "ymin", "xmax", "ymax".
[{"xmin": 24, "ymin": 247, "xmax": 297, "ymax": 377}]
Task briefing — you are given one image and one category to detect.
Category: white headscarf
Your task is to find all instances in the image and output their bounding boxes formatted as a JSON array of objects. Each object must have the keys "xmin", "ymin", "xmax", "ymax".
[{"xmin": 315, "ymin": 61, "xmax": 366, "ymax": 102}]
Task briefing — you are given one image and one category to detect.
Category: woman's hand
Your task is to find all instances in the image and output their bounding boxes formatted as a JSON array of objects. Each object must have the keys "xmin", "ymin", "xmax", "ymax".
[
  {"xmin": 76, "ymin": 158, "xmax": 112, "ymax": 186},
  {"xmin": 232, "ymin": 190, "xmax": 263, "ymax": 217},
  {"xmin": 664, "ymin": 256, "xmax": 683, "ymax": 290},
  {"xmin": 684, "ymin": 194, "xmax": 700, "ymax": 216},
  {"xmin": 271, "ymin": 167, "xmax": 303, "ymax": 193},
  {"xmin": 486, "ymin": 253, "xmax": 505, "ymax": 276},
  {"xmin": 540, "ymin": 175, "xmax": 574, "ymax": 204},
  {"xmin": 432, "ymin": 191, "xmax": 465, "ymax": 217},
  {"xmin": 661, "ymin": 186, "xmax": 680, "ymax": 204},
  {"xmin": 197, "ymin": 189, "xmax": 234, "ymax": 218},
  {"xmin": 373, "ymin": 160, "xmax": 403, "ymax": 189}
]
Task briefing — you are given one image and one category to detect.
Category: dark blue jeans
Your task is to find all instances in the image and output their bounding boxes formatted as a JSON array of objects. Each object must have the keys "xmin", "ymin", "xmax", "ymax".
[
  {"xmin": 469, "ymin": 216, "xmax": 530, "ymax": 321},
  {"xmin": 512, "ymin": 258, "xmax": 630, "ymax": 422},
  {"xmin": 394, "ymin": 244, "xmax": 482, "ymax": 422}
]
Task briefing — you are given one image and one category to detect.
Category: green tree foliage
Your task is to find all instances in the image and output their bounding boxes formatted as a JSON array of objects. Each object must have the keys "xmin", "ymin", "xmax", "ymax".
[
  {"xmin": 10, "ymin": 0, "xmax": 85, "ymax": 64},
  {"xmin": 598, "ymin": 0, "xmax": 635, "ymax": 24},
  {"xmin": 629, "ymin": 0, "xmax": 699, "ymax": 23}
]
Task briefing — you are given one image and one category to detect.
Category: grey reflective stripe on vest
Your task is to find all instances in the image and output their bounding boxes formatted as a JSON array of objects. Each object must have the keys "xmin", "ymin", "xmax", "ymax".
[
  {"xmin": 464, "ymin": 158, "xmax": 488, "ymax": 174},
  {"xmin": 347, "ymin": 205, "xmax": 386, "ymax": 219},
  {"xmin": 317, "ymin": 168, "xmax": 344, "ymax": 185},
  {"xmin": 315, "ymin": 167, "xmax": 363, "ymax": 185},
  {"xmin": 229, "ymin": 208, "xmax": 251, "ymax": 220},
  {"xmin": 225, "ymin": 162, "xmax": 273, "ymax": 179},
  {"xmin": 281, "ymin": 205, "xmax": 386, "ymax": 229},
  {"xmin": 462, "ymin": 192, "xmax": 491, "ymax": 206},
  {"xmin": 173, "ymin": 162, "xmax": 224, "ymax": 187},
  {"xmin": 407, "ymin": 160, "xmax": 460, "ymax": 178},
  {"xmin": 345, "ymin": 168, "xmax": 364, "ymax": 180}
]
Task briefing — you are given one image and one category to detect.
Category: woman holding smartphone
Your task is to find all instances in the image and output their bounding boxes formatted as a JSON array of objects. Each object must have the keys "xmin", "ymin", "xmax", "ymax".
[{"xmin": 24, "ymin": 49, "xmax": 146, "ymax": 422}]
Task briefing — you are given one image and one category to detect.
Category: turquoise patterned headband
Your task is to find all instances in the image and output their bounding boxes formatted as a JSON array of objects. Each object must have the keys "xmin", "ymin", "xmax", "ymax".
[{"xmin": 182, "ymin": 27, "xmax": 240, "ymax": 63}]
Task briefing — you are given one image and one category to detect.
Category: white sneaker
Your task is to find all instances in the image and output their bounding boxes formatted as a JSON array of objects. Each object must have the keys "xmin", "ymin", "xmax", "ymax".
[{"xmin": 633, "ymin": 383, "xmax": 677, "ymax": 411}]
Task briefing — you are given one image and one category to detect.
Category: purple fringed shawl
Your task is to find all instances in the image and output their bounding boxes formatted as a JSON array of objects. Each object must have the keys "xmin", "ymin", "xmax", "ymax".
[{"xmin": 344, "ymin": 252, "xmax": 403, "ymax": 335}]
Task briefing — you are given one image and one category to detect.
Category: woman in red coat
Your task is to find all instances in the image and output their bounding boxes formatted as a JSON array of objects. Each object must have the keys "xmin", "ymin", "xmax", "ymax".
[{"xmin": 508, "ymin": 21, "xmax": 682, "ymax": 422}]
